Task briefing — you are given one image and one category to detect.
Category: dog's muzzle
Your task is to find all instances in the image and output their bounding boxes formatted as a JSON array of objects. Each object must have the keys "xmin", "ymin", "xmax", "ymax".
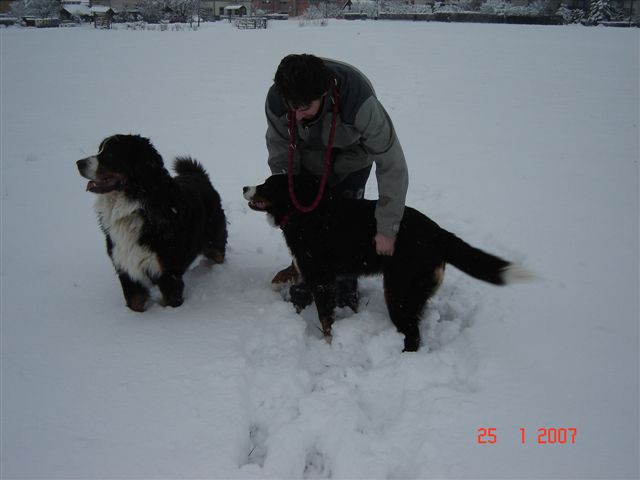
[
  {"xmin": 243, "ymin": 185, "xmax": 270, "ymax": 211},
  {"xmin": 77, "ymin": 156, "xmax": 125, "ymax": 194}
]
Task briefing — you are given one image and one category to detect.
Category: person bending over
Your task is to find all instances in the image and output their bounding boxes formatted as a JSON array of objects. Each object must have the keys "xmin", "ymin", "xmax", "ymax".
[{"xmin": 265, "ymin": 53, "xmax": 409, "ymax": 312}]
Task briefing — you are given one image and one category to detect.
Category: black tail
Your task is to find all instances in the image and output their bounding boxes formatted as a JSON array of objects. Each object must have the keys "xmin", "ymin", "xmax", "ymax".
[
  {"xmin": 173, "ymin": 156, "xmax": 209, "ymax": 178},
  {"xmin": 443, "ymin": 231, "xmax": 533, "ymax": 285}
]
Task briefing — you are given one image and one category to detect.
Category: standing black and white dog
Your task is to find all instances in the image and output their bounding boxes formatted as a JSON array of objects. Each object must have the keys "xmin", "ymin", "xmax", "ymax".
[{"xmin": 77, "ymin": 134, "xmax": 227, "ymax": 312}]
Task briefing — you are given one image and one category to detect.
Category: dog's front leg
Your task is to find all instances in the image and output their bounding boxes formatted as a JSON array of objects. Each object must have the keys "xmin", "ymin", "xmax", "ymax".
[
  {"xmin": 157, "ymin": 273, "xmax": 185, "ymax": 308},
  {"xmin": 310, "ymin": 282, "xmax": 336, "ymax": 342},
  {"xmin": 118, "ymin": 273, "xmax": 150, "ymax": 312}
]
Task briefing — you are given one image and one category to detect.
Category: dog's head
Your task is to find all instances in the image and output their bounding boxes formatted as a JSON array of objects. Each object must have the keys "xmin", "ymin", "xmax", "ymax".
[
  {"xmin": 76, "ymin": 134, "xmax": 165, "ymax": 194},
  {"xmin": 243, "ymin": 174, "xmax": 325, "ymax": 225}
]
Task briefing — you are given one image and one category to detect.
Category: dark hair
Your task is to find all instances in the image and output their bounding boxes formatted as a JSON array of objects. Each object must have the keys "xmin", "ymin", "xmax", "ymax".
[{"xmin": 274, "ymin": 54, "xmax": 333, "ymax": 109}]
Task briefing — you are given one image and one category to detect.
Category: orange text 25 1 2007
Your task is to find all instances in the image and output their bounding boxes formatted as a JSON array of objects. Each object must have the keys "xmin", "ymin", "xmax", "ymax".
[{"xmin": 477, "ymin": 427, "xmax": 578, "ymax": 445}]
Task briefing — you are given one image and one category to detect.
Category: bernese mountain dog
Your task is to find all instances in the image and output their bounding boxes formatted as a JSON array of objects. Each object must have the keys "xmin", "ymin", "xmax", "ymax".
[
  {"xmin": 243, "ymin": 174, "xmax": 532, "ymax": 351},
  {"xmin": 77, "ymin": 134, "xmax": 227, "ymax": 312}
]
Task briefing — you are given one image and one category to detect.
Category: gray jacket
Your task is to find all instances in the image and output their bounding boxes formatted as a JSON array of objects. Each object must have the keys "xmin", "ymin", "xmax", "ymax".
[{"xmin": 265, "ymin": 58, "xmax": 408, "ymax": 238}]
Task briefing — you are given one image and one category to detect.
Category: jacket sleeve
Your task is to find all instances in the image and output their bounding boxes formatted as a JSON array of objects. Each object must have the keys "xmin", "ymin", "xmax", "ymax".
[
  {"xmin": 354, "ymin": 96, "xmax": 408, "ymax": 238},
  {"xmin": 265, "ymin": 97, "xmax": 292, "ymax": 175}
]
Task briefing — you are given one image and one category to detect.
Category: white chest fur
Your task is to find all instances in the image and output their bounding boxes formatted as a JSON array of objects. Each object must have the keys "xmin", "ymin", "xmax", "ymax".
[{"xmin": 95, "ymin": 194, "xmax": 162, "ymax": 286}]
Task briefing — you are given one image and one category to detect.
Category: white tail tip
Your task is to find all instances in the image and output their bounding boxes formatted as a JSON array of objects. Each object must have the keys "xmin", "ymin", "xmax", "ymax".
[{"xmin": 501, "ymin": 264, "xmax": 537, "ymax": 284}]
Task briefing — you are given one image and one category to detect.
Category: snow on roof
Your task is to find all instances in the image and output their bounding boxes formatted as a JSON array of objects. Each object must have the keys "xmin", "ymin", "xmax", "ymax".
[
  {"xmin": 224, "ymin": 5, "xmax": 245, "ymax": 10},
  {"xmin": 62, "ymin": 4, "xmax": 91, "ymax": 15},
  {"xmin": 89, "ymin": 6, "xmax": 113, "ymax": 13}
]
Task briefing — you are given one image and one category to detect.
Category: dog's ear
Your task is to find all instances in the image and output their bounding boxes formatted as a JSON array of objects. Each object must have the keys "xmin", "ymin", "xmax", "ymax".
[
  {"xmin": 295, "ymin": 174, "xmax": 320, "ymax": 188},
  {"xmin": 264, "ymin": 174, "xmax": 293, "ymax": 207},
  {"xmin": 291, "ymin": 174, "xmax": 327, "ymax": 204},
  {"xmin": 131, "ymin": 136, "xmax": 164, "ymax": 169},
  {"xmin": 266, "ymin": 173, "xmax": 330, "ymax": 207},
  {"xmin": 131, "ymin": 136, "xmax": 171, "ymax": 182},
  {"xmin": 125, "ymin": 136, "xmax": 173, "ymax": 198}
]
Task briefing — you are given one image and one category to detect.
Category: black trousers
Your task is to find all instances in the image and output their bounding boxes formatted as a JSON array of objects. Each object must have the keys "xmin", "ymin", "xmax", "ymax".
[{"xmin": 330, "ymin": 165, "xmax": 372, "ymax": 200}]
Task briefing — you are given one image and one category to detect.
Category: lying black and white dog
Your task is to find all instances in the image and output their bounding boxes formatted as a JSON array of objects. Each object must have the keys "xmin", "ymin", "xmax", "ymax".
[
  {"xmin": 77, "ymin": 134, "xmax": 227, "ymax": 312},
  {"xmin": 244, "ymin": 174, "xmax": 532, "ymax": 351}
]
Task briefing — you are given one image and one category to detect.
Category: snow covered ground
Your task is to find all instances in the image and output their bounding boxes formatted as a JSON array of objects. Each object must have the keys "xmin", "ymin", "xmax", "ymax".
[{"xmin": 1, "ymin": 20, "xmax": 638, "ymax": 479}]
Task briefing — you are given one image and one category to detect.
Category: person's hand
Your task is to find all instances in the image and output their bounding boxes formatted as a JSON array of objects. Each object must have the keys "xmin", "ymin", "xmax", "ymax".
[{"xmin": 374, "ymin": 233, "xmax": 396, "ymax": 256}]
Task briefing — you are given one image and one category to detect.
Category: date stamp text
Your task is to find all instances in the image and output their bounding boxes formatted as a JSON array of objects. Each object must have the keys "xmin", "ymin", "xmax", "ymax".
[{"xmin": 477, "ymin": 427, "xmax": 578, "ymax": 445}]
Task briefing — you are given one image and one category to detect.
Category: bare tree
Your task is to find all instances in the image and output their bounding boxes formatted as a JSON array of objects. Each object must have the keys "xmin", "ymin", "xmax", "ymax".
[
  {"xmin": 31, "ymin": 0, "xmax": 61, "ymax": 18},
  {"xmin": 11, "ymin": 0, "xmax": 61, "ymax": 18},
  {"xmin": 137, "ymin": 0, "xmax": 164, "ymax": 22},
  {"xmin": 166, "ymin": 0, "xmax": 200, "ymax": 24}
]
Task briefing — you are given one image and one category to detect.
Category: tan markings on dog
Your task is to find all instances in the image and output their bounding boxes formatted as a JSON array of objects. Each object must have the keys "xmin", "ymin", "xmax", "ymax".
[
  {"xmin": 204, "ymin": 246, "xmax": 225, "ymax": 264},
  {"xmin": 271, "ymin": 264, "xmax": 300, "ymax": 284},
  {"xmin": 127, "ymin": 291, "xmax": 149, "ymax": 312},
  {"xmin": 319, "ymin": 316, "xmax": 333, "ymax": 343},
  {"xmin": 427, "ymin": 262, "xmax": 446, "ymax": 299}
]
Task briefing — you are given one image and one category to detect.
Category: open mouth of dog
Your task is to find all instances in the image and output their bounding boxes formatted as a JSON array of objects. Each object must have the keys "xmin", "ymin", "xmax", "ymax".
[
  {"xmin": 86, "ymin": 175, "xmax": 125, "ymax": 194},
  {"xmin": 77, "ymin": 156, "xmax": 126, "ymax": 194},
  {"xmin": 243, "ymin": 186, "xmax": 271, "ymax": 211},
  {"xmin": 248, "ymin": 199, "xmax": 270, "ymax": 211}
]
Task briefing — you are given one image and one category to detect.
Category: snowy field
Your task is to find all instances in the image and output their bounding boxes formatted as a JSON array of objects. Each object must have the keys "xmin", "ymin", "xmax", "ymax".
[{"xmin": 1, "ymin": 19, "xmax": 638, "ymax": 479}]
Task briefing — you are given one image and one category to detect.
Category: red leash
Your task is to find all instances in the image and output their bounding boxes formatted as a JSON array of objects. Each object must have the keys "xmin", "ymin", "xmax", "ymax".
[{"xmin": 287, "ymin": 79, "xmax": 339, "ymax": 213}]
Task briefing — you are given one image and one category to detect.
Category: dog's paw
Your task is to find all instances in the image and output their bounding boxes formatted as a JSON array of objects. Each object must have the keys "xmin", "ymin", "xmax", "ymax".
[
  {"xmin": 290, "ymin": 283, "xmax": 314, "ymax": 313},
  {"xmin": 126, "ymin": 294, "xmax": 149, "ymax": 313},
  {"xmin": 402, "ymin": 337, "xmax": 420, "ymax": 352},
  {"xmin": 163, "ymin": 295, "xmax": 184, "ymax": 308}
]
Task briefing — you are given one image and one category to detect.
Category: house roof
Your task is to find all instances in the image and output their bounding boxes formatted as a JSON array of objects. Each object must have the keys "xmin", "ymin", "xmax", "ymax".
[
  {"xmin": 90, "ymin": 6, "xmax": 114, "ymax": 13},
  {"xmin": 224, "ymin": 5, "xmax": 245, "ymax": 10},
  {"xmin": 61, "ymin": 4, "xmax": 91, "ymax": 15}
]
